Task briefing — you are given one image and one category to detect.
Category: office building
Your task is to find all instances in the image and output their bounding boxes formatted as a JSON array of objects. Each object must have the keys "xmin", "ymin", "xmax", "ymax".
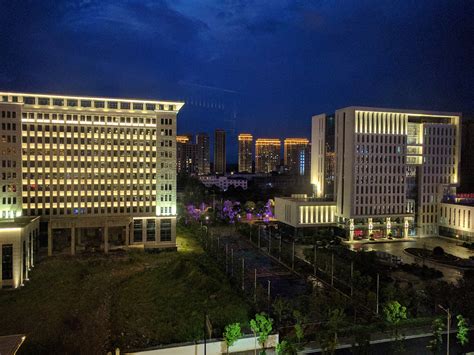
[
  {"xmin": 255, "ymin": 139, "xmax": 281, "ymax": 173},
  {"xmin": 277, "ymin": 106, "xmax": 461, "ymax": 239},
  {"xmin": 176, "ymin": 134, "xmax": 196, "ymax": 175},
  {"xmin": 199, "ymin": 175, "xmax": 248, "ymax": 191},
  {"xmin": 0, "ymin": 92, "xmax": 184, "ymax": 269},
  {"xmin": 238, "ymin": 133, "xmax": 253, "ymax": 173},
  {"xmin": 195, "ymin": 133, "xmax": 210, "ymax": 175},
  {"xmin": 284, "ymin": 138, "xmax": 310, "ymax": 176},
  {"xmin": 214, "ymin": 129, "xmax": 226, "ymax": 174}
]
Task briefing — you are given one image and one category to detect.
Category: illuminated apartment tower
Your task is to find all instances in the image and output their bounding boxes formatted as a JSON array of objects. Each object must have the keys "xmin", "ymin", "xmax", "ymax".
[
  {"xmin": 255, "ymin": 139, "xmax": 281, "ymax": 173},
  {"xmin": 176, "ymin": 134, "xmax": 196, "ymax": 175},
  {"xmin": 238, "ymin": 133, "xmax": 253, "ymax": 173},
  {"xmin": 214, "ymin": 129, "xmax": 226, "ymax": 174},
  {"xmin": 284, "ymin": 138, "xmax": 310, "ymax": 176},
  {"xmin": 195, "ymin": 133, "xmax": 210, "ymax": 175},
  {"xmin": 0, "ymin": 92, "xmax": 184, "ymax": 254},
  {"xmin": 329, "ymin": 107, "xmax": 460, "ymax": 238}
]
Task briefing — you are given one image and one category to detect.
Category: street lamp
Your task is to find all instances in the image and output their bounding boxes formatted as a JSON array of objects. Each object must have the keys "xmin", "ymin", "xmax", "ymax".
[{"xmin": 438, "ymin": 304, "xmax": 451, "ymax": 355}]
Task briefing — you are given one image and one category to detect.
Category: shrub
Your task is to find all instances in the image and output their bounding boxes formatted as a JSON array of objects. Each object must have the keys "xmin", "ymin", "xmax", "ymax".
[{"xmin": 433, "ymin": 246, "xmax": 445, "ymax": 257}]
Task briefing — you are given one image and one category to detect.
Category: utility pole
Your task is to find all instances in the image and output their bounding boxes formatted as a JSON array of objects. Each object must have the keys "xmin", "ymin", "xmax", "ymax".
[
  {"xmin": 267, "ymin": 280, "xmax": 271, "ymax": 312},
  {"xmin": 254, "ymin": 269, "xmax": 257, "ymax": 303},
  {"xmin": 292, "ymin": 241, "xmax": 295, "ymax": 270},
  {"xmin": 439, "ymin": 304, "xmax": 451, "ymax": 355},
  {"xmin": 279, "ymin": 236, "xmax": 282, "ymax": 261},
  {"xmin": 231, "ymin": 248, "xmax": 234, "ymax": 277},
  {"xmin": 331, "ymin": 253, "xmax": 335, "ymax": 287},
  {"xmin": 268, "ymin": 230, "xmax": 272, "ymax": 254},
  {"xmin": 313, "ymin": 245, "xmax": 317, "ymax": 276},
  {"xmin": 225, "ymin": 244, "xmax": 228, "ymax": 274},
  {"xmin": 376, "ymin": 273, "xmax": 380, "ymax": 315},
  {"xmin": 241, "ymin": 257, "xmax": 245, "ymax": 291},
  {"xmin": 350, "ymin": 261, "xmax": 354, "ymax": 297},
  {"xmin": 258, "ymin": 226, "xmax": 261, "ymax": 248}
]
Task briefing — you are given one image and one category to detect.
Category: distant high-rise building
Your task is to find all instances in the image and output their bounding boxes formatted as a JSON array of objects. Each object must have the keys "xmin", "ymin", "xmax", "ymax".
[
  {"xmin": 238, "ymin": 133, "xmax": 253, "ymax": 173},
  {"xmin": 195, "ymin": 133, "xmax": 210, "ymax": 175},
  {"xmin": 284, "ymin": 138, "xmax": 310, "ymax": 176},
  {"xmin": 255, "ymin": 139, "xmax": 281, "ymax": 173},
  {"xmin": 214, "ymin": 129, "xmax": 226, "ymax": 174},
  {"xmin": 176, "ymin": 134, "xmax": 196, "ymax": 175}
]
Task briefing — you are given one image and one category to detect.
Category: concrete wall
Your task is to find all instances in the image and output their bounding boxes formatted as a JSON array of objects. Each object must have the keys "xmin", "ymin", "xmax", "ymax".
[{"xmin": 126, "ymin": 334, "xmax": 278, "ymax": 355}]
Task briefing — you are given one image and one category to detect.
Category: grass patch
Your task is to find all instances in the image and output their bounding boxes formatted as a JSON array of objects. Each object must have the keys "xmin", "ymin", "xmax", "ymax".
[{"xmin": 0, "ymin": 226, "xmax": 250, "ymax": 354}]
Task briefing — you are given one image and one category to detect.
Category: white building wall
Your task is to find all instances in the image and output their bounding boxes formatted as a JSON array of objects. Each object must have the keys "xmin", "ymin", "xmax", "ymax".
[{"xmin": 311, "ymin": 114, "xmax": 326, "ymax": 197}]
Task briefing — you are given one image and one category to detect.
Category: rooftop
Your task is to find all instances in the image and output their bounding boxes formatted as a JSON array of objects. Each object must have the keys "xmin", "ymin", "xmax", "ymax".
[{"xmin": 0, "ymin": 216, "xmax": 40, "ymax": 229}]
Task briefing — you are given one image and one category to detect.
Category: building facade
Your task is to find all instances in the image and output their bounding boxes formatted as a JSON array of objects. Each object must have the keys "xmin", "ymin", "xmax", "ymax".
[
  {"xmin": 255, "ymin": 139, "xmax": 281, "ymax": 173},
  {"xmin": 0, "ymin": 217, "xmax": 39, "ymax": 289},
  {"xmin": 176, "ymin": 134, "xmax": 196, "ymax": 175},
  {"xmin": 438, "ymin": 201, "xmax": 474, "ymax": 241},
  {"xmin": 460, "ymin": 117, "xmax": 474, "ymax": 192},
  {"xmin": 0, "ymin": 92, "xmax": 184, "ymax": 258},
  {"xmin": 278, "ymin": 106, "xmax": 461, "ymax": 240},
  {"xmin": 238, "ymin": 133, "xmax": 253, "ymax": 173},
  {"xmin": 283, "ymin": 138, "xmax": 310, "ymax": 176},
  {"xmin": 274, "ymin": 196, "xmax": 336, "ymax": 228},
  {"xmin": 196, "ymin": 133, "xmax": 210, "ymax": 175},
  {"xmin": 199, "ymin": 175, "xmax": 248, "ymax": 191},
  {"xmin": 214, "ymin": 129, "xmax": 226, "ymax": 174}
]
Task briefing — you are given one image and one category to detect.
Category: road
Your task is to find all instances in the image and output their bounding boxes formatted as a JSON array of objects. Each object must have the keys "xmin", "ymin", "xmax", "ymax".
[{"xmin": 301, "ymin": 332, "xmax": 474, "ymax": 354}]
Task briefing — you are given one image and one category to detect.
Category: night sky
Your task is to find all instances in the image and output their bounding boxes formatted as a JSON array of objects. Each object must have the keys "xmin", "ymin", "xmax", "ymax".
[{"xmin": 1, "ymin": 0, "xmax": 473, "ymax": 162}]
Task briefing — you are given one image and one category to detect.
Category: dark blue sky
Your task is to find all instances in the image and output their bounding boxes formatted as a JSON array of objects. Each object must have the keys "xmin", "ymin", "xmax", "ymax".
[{"xmin": 1, "ymin": 0, "xmax": 473, "ymax": 162}]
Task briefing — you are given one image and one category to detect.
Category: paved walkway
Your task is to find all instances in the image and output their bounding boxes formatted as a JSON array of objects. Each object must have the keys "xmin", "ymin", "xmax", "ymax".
[{"xmin": 353, "ymin": 237, "xmax": 473, "ymax": 283}]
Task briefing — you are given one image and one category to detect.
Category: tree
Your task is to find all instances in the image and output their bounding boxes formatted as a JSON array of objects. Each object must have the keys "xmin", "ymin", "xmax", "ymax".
[
  {"xmin": 272, "ymin": 297, "xmax": 290, "ymax": 326},
  {"xmin": 292, "ymin": 310, "xmax": 306, "ymax": 345},
  {"xmin": 456, "ymin": 314, "xmax": 469, "ymax": 346},
  {"xmin": 426, "ymin": 317, "xmax": 445, "ymax": 354},
  {"xmin": 223, "ymin": 323, "xmax": 242, "ymax": 354},
  {"xmin": 433, "ymin": 246, "xmax": 445, "ymax": 257},
  {"xmin": 383, "ymin": 301, "xmax": 407, "ymax": 353},
  {"xmin": 250, "ymin": 313, "xmax": 273, "ymax": 355},
  {"xmin": 320, "ymin": 308, "xmax": 345, "ymax": 354},
  {"xmin": 275, "ymin": 340, "xmax": 288, "ymax": 355},
  {"xmin": 244, "ymin": 201, "xmax": 256, "ymax": 212}
]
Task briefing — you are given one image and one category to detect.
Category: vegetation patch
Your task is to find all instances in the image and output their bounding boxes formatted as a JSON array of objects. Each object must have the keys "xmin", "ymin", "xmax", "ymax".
[{"xmin": 0, "ymin": 226, "xmax": 251, "ymax": 354}]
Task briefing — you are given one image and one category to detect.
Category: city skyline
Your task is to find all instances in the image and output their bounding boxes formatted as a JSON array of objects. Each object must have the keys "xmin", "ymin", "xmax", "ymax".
[{"xmin": 1, "ymin": 2, "xmax": 474, "ymax": 354}]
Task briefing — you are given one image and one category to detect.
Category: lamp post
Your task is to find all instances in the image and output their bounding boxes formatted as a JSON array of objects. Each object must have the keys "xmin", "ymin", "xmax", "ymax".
[{"xmin": 438, "ymin": 304, "xmax": 451, "ymax": 355}]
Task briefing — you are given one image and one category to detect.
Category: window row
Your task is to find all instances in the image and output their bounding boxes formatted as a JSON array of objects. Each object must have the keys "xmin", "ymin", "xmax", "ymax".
[
  {"xmin": 1, "ymin": 111, "xmax": 17, "ymax": 119},
  {"xmin": 23, "ymin": 206, "xmax": 157, "ymax": 216}
]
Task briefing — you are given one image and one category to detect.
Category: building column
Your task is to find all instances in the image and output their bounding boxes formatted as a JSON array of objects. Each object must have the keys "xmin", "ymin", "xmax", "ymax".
[
  {"xmin": 386, "ymin": 217, "xmax": 391, "ymax": 238},
  {"xmin": 30, "ymin": 233, "xmax": 34, "ymax": 268},
  {"xmin": 142, "ymin": 219, "xmax": 147, "ymax": 244},
  {"xmin": 125, "ymin": 223, "xmax": 130, "ymax": 246},
  {"xmin": 368, "ymin": 218, "xmax": 373, "ymax": 238},
  {"xmin": 71, "ymin": 227, "xmax": 76, "ymax": 255},
  {"xmin": 104, "ymin": 226, "xmax": 109, "ymax": 253},
  {"xmin": 349, "ymin": 219, "xmax": 354, "ymax": 241},
  {"xmin": 404, "ymin": 217, "xmax": 409, "ymax": 239},
  {"xmin": 48, "ymin": 223, "xmax": 53, "ymax": 256},
  {"xmin": 130, "ymin": 221, "xmax": 134, "ymax": 244}
]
